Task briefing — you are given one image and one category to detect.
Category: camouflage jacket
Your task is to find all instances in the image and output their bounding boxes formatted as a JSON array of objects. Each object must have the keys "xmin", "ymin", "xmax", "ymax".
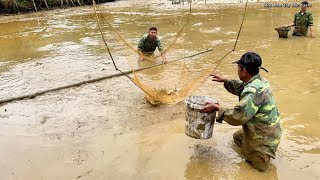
[
  {"xmin": 293, "ymin": 11, "xmax": 313, "ymax": 36},
  {"xmin": 137, "ymin": 34, "xmax": 164, "ymax": 53},
  {"xmin": 218, "ymin": 74, "xmax": 282, "ymax": 161}
]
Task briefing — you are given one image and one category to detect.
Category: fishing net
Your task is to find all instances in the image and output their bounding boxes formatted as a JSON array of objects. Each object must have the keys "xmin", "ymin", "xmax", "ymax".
[{"xmin": 92, "ymin": 0, "xmax": 245, "ymax": 104}]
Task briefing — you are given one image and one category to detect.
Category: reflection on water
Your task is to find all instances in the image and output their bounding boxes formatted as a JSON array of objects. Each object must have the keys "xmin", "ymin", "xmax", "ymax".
[
  {"xmin": 237, "ymin": 161, "xmax": 278, "ymax": 180},
  {"xmin": 185, "ymin": 144, "xmax": 237, "ymax": 180},
  {"xmin": 185, "ymin": 141, "xmax": 279, "ymax": 180}
]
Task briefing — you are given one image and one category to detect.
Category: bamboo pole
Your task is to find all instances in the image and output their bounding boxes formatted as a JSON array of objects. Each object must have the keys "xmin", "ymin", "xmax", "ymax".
[
  {"xmin": 43, "ymin": 0, "xmax": 49, "ymax": 9},
  {"xmin": 70, "ymin": 0, "xmax": 75, "ymax": 6},
  {"xmin": 31, "ymin": 0, "xmax": 38, "ymax": 12},
  {"xmin": 0, "ymin": 48, "xmax": 213, "ymax": 105}
]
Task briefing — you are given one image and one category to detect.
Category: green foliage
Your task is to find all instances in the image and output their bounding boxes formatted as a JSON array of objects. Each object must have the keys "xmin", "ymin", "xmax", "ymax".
[{"xmin": 0, "ymin": 0, "xmax": 116, "ymax": 13}]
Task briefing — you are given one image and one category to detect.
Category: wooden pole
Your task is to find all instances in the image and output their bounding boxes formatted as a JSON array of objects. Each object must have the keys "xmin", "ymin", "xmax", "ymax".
[{"xmin": 0, "ymin": 49, "xmax": 213, "ymax": 105}]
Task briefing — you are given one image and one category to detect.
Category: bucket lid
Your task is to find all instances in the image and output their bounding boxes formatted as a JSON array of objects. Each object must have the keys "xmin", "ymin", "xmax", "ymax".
[{"xmin": 185, "ymin": 96, "xmax": 217, "ymax": 110}]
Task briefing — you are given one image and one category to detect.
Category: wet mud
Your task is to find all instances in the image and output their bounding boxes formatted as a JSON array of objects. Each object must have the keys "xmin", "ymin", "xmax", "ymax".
[{"xmin": 0, "ymin": 0, "xmax": 320, "ymax": 179}]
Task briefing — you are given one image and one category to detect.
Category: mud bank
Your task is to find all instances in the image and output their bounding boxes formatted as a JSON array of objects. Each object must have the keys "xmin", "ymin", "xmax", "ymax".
[{"xmin": 0, "ymin": 0, "xmax": 115, "ymax": 14}]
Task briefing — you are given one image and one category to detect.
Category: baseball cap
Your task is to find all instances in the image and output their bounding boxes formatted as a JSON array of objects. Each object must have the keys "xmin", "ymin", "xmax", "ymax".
[
  {"xmin": 232, "ymin": 52, "xmax": 268, "ymax": 74},
  {"xmin": 301, "ymin": 1, "xmax": 309, "ymax": 7}
]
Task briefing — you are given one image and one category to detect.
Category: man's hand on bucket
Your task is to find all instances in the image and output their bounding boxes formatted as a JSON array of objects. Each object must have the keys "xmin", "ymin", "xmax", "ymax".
[{"xmin": 201, "ymin": 102, "xmax": 219, "ymax": 113}]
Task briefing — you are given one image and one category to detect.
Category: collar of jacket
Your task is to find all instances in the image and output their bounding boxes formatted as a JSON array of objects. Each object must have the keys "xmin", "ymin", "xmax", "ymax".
[
  {"xmin": 299, "ymin": 10, "xmax": 308, "ymax": 15},
  {"xmin": 244, "ymin": 74, "xmax": 261, "ymax": 86}
]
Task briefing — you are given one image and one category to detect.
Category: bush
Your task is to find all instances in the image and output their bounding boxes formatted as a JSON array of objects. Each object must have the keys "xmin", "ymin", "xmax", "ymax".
[{"xmin": 0, "ymin": 0, "xmax": 116, "ymax": 13}]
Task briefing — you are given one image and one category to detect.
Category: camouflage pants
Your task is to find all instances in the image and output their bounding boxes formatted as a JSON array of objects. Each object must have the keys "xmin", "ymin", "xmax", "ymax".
[
  {"xmin": 233, "ymin": 129, "xmax": 271, "ymax": 172},
  {"xmin": 292, "ymin": 30, "xmax": 305, "ymax": 36},
  {"xmin": 292, "ymin": 26, "xmax": 308, "ymax": 36}
]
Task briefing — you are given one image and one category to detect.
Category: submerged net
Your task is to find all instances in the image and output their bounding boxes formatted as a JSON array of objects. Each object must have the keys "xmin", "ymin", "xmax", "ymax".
[{"xmin": 92, "ymin": 0, "xmax": 246, "ymax": 104}]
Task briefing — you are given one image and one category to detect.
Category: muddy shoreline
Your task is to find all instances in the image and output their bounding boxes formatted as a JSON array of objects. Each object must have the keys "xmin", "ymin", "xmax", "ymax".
[{"xmin": 0, "ymin": 0, "xmax": 116, "ymax": 14}]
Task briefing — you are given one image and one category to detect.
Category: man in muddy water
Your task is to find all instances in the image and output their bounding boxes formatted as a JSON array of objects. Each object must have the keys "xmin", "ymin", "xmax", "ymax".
[
  {"xmin": 201, "ymin": 52, "xmax": 282, "ymax": 172},
  {"xmin": 286, "ymin": 1, "xmax": 315, "ymax": 37},
  {"xmin": 137, "ymin": 27, "xmax": 167, "ymax": 63}
]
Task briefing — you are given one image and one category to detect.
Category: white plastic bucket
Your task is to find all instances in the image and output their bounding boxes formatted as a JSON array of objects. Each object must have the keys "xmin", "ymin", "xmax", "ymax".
[{"xmin": 185, "ymin": 96, "xmax": 217, "ymax": 139}]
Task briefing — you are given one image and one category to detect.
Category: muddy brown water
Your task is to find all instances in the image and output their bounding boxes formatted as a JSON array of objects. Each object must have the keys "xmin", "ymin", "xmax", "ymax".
[{"xmin": 0, "ymin": 1, "xmax": 320, "ymax": 179}]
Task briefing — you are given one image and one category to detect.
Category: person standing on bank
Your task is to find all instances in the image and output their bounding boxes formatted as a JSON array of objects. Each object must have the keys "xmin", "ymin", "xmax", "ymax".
[
  {"xmin": 286, "ymin": 1, "xmax": 315, "ymax": 37},
  {"xmin": 201, "ymin": 52, "xmax": 282, "ymax": 172},
  {"xmin": 137, "ymin": 27, "xmax": 167, "ymax": 63}
]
